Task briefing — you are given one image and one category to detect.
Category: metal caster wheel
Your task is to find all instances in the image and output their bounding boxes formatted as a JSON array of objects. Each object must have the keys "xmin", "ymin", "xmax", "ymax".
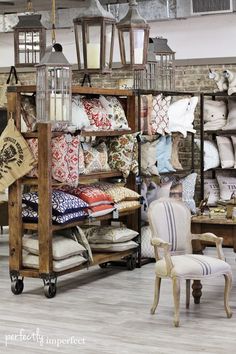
[
  {"xmin": 11, "ymin": 279, "xmax": 24, "ymax": 295},
  {"xmin": 44, "ymin": 283, "xmax": 57, "ymax": 298},
  {"xmin": 127, "ymin": 256, "xmax": 136, "ymax": 271},
  {"xmin": 99, "ymin": 262, "xmax": 108, "ymax": 269}
]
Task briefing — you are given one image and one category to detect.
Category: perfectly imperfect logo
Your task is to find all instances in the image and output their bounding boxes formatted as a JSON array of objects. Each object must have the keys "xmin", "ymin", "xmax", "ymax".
[{"xmin": 5, "ymin": 328, "xmax": 85, "ymax": 348}]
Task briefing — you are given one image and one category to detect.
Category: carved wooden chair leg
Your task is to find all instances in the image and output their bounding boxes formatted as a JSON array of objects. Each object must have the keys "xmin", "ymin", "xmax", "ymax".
[
  {"xmin": 172, "ymin": 277, "xmax": 180, "ymax": 327},
  {"xmin": 150, "ymin": 276, "xmax": 161, "ymax": 315},
  {"xmin": 186, "ymin": 279, "xmax": 191, "ymax": 309},
  {"xmin": 224, "ymin": 273, "xmax": 233, "ymax": 318}
]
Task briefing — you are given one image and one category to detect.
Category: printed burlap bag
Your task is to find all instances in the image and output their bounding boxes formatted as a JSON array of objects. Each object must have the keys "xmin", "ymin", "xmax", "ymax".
[{"xmin": 0, "ymin": 118, "xmax": 36, "ymax": 192}]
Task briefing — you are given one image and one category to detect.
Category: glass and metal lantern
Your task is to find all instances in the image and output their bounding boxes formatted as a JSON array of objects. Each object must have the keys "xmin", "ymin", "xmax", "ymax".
[
  {"xmin": 14, "ymin": 2, "xmax": 46, "ymax": 67},
  {"xmin": 134, "ymin": 42, "xmax": 158, "ymax": 89},
  {"xmin": 117, "ymin": 0, "xmax": 150, "ymax": 70},
  {"xmin": 36, "ymin": 43, "xmax": 72, "ymax": 123},
  {"xmin": 73, "ymin": 0, "xmax": 116, "ymax": 74},
  {"xmin": 151, "ymin": 37, "xmax": 176, "ymax": 90}
]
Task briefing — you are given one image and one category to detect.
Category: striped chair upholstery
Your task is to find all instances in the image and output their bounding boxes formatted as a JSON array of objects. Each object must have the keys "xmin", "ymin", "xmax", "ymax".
[{"xmin": 148, "ymin": 197, "xmax": 232, "ymax": 327}]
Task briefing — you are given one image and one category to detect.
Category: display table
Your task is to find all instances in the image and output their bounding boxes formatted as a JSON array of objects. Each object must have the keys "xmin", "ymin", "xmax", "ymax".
[{"xmin": 191, "ymin": 215, "xmax": 236, "ymax": 304}]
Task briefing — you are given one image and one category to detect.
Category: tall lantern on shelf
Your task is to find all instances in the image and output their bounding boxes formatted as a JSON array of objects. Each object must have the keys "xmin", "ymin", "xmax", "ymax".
[
  {"xmin": 36, "ymin": 43, "xmax": 72, "ymax": 123},
  {"xmin": 73, "ymin": 0, "xmax": 116, "ymax": 74},
  {"xmin": 151, "ymin": 37, "xmax": 176, "ymax": 90},
  {"xmin": 14, "ymin": 0, "xmax": 46, "ymax": 67},
  {"xmin": 117, "ymin": 0, "xmax": 150, "ymax": 70},
  {"xmin": 134, "ymin": 42, "xmax": 158, "ymax": 89}
]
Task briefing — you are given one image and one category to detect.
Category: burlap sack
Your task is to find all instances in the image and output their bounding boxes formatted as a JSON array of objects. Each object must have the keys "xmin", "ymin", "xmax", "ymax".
[{"xmin": 0, "ymin": 118, "xmax": 36, "ymax": 192}]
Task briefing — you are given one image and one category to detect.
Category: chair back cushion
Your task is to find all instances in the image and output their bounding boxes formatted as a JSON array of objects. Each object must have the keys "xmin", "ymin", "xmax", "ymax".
[{"xmin": 148, "ymin": 198, "xmax": 192, "ymax": 254}]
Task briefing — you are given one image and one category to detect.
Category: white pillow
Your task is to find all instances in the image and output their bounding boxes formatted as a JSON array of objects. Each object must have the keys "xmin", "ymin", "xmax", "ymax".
[
  {"xmin": 23, "ymin": 235, "xmax": 86, "ymax": 261},
  {"xmin": 90, "ymin": 240, "xmax": 138, "ymax": 252},
  {"xmin": 195, "ymin": 138, "xmax": 220, "ymax": 171},
  {"xmin": 71, "ymin": 95, "xmax": 90, "ymax": 130},
  {"xmin": 216, "ymin": 136, "xmax": 234, "ymax": 168},
  {"xmin": 87, "ymin": 226, "xmax": 138, "ymax": 244},
  {"xmin": 222, "ymin": 99, "xmax": 236, "ymax": 130},
  {"xmin": 216, "ymin": 173, "xmax": 236, "ymax": 201},
  {"xmin": 204, "ymin": 178, "xmax": 220, "ymax": 206},
  {"xmin": 23, "ymin": 253, "xmax": 87, "ymax": 272},
  {"xmin": 141, "ymin": 226, "xmax": 154, "ymax": 258},
  {"xmin": 141, "ymin": 140, "xmax": 159, "ymax": 176},
  {"xmin": 203, "ymin": 99, "xmax": 227, "ymax": 131},
  {"xmin": 168, "ymin": 97, "xmax": 198, "ymax": 138},
  {"xmin": 181, "ymin": 172, "xmax": 197, "ymax": 213},
  {"xmin": 231, "ymin": 136, "xmax": 236, "ymax": 168}
]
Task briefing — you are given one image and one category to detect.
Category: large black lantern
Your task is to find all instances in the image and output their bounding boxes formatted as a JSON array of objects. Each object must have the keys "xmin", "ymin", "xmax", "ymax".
[
  {"xmin": 73, "ymin": 0, "xmax": 116, "ymax": 74},
  {"xmin": 117, "ymin": 0, "xmax": 150, "ymax": 70},
  {"xmin": 14, "ymin": 1, "xmax": 46, "ymax": 67}
]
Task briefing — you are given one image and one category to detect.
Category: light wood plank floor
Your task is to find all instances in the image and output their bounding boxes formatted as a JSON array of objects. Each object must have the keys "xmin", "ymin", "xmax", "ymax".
[{"xmin": 0, "ymin": 229, "xmax": 236, "ymax": 354}]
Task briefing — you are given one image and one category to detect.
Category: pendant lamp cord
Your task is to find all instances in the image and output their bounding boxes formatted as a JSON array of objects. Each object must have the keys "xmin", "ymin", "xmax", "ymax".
[{"xmin": 51, "ymin": 0, "xmax": 56, "ymax": 44}]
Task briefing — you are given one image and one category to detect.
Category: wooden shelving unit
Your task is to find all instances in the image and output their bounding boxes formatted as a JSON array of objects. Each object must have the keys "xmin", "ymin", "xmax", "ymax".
[{"xmin": 7, "ymin": 85, "xmax": 140, "ymax": 298}]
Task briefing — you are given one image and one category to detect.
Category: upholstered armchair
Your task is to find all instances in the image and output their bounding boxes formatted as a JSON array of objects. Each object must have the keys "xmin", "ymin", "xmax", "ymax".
[{"xmin": 148, "ymin": 198, "xmax": 232, "ymax": 327}]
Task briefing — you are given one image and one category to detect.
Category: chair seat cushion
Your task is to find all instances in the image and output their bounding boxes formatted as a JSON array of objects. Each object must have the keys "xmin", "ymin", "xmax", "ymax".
[{"xmin": 155, "ymin": 254, "xmax": 231, "ymax": 279}]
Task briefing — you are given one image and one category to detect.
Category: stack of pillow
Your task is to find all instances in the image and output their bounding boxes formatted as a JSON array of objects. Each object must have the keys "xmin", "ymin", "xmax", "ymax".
[
  {"xmin": 90, "ymin": 182, "xmax": 141, "ymax": 213},
  {"xmin": 60, "ymin": 185, "xmax": 115, "ymax": 218},
  {"xmin": 82, "ymin": 225, "xmax": 139, "ymax": 253},
  {"xmin": 22, "ymin": 234, "xmax": 87, "ymax": 272},
  {"xmin": 22, "ymin": 190, "xmax": 89, "ymax": 225}
]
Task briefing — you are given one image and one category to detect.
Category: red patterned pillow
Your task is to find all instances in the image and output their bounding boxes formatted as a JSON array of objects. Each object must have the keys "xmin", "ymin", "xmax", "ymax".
[
  {"xmin": 60, "ymin": 185, "xmax": 113, "ymax": 206},
  {"xmin": 27, "ymin": 135, "xmax": 80, "ymax": 187},
  {"xmin": 82, "ymin": 98, "xmax": 111, "ymax": 130}
]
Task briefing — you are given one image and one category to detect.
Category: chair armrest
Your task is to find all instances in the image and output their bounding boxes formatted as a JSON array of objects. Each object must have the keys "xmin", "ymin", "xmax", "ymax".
[
  {"xmin": 191, "ymin": 232, "xmax": 225, "ymax": 260},
  {"xmin": 151, "ymin": 237, "xmax": 171, "ymax": 250},
  {"xmin": 151, "ymin": 238, "xmax": 173, "ymax": 275}
]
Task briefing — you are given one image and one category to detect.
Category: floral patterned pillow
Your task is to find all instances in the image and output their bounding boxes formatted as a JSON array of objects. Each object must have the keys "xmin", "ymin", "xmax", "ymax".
[
  {"xmin": 151, "ymin": 94, "xmax": 171, "ymax": 135},
  {"xmin": 27, "ymin": 134, "xmax": 80, "ymax": 187},
  {"xmin": 82, "ymin": 98, "xmax": 111, "ymax": 130},
  {"xmin": 99, "ymin": 96, "xmax": 130, "ymax": 130},
  {"xmin": 82, "ymin": 141, "xmax": 110, "ymax": 174},
  {"xmin": 108, "ymin": 134, "xmax": 136, "ymax": 178}
]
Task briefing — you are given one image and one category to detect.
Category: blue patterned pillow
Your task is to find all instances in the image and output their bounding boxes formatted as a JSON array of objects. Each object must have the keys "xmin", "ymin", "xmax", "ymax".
[
  {"xmin": 157, "ymin": 136, "xmax": 176, "ymax": 173},
  {"xmin": 22, "ymin": 190, "xmax": 88, "ymax": 216},
  {"xmin": 22, "ymin": 207, "xmax": 88, "ymax": 224}
]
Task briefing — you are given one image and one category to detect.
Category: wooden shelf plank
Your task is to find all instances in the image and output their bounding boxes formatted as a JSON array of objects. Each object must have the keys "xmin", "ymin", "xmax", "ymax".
[
  {"xmin": 80, "ymin": 129, "xmax": 133, "ymax": 136},
  {"xmin": 21, "ymin": 170, "xmax": 123, "ymax": 185},
  {"xmin": 22, "ymin": 129, "xmax": 133, "ymax": 139},
  {"xmin": 204, "ymin": 130, "xmax": 236, "ymax": 135},
  {"xmin": 8, "ymin": 85, "xmax": 133, "ymax": 96}
]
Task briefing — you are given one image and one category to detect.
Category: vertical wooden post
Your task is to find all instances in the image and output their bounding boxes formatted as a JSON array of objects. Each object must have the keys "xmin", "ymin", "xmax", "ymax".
[
  {"xmin": 38, "ymin": 123, "xmax": 53, "ymax": 274},
  {"xmin": 7, "ymin": 88, "xmax": 23, "ymax": 272}
]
